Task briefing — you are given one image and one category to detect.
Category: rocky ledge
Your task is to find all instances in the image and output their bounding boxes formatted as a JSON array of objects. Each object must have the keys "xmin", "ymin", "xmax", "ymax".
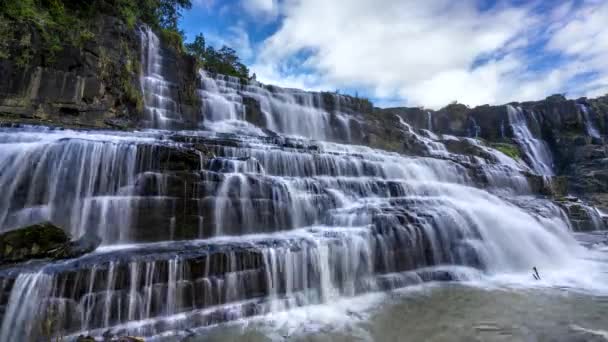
[{"xmin": 0, "ymin": 222, "xmax": 101, "ymax": 266}]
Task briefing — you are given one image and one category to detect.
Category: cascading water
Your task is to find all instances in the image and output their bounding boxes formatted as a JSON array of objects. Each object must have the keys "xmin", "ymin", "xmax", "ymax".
[
  {"xmin": 140, "ymin": 26, "xmax": 183, "ymax": 127},
  {"xmin": 0, "ymin": 126, "xmax": 581, "ymax": 339},
  {"xmin": 578, "ymin": 103, "xmax": 601, "ymax": 139},
  {"xmin": 199, "ymin": 72, "xmax": 352, "ymax": 141},
  {"xmin": 0, "ymin": 29, "xmax": 599, "ymax": 341},
  {"xmin": 506, "ymin": 105, "xmax": 554, "ymax": 176},
  {"xmin": 467, "ymin": 117, "xmax": 481, "ymax": 138},
  {"xmin": 0, "ymin": 128, "xmax": 145, "ymax": 242}
]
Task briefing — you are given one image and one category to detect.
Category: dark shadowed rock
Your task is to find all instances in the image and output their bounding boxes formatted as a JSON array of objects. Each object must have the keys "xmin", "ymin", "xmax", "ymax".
[
  {"xmin": 0, "ymin": 223, "xmax": 102, "ymax": 265},
  {"xmin": 50, "ymin": 229, "xmax": 102, "ymax": 260},
  {"xmin": 0, "ymin": 222, "xmax": 69, "ymax": 264}
]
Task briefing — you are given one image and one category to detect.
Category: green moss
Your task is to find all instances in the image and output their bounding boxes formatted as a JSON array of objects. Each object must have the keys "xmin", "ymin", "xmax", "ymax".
[
  {"xmin": 115, "ymin": 39, "xmax": 144, "ymax": 114},
  {"xmin": 124, "ymin": 81, "xmax": 144, "ymax": 113},
  {"xmin": 118, "ymin": 2, "xmax": 138, "ymax": 29},
  {"xmin": 183, "ymin": 82, "xmax": 199, "ymax": 106},
  {"xmin": 0, "ymin": 222, "xmax": 69, "ymax": 262},
  {"xmin": 160, "ymin": 27, "xmax": 185, "ymax": 53},
  {"xmin": 98, "ymin": 48, "xmax": 111, "ymax": 78},
  {"xmin": 76, "ymin": 29, "xmax": 95, "ymax": 47},
  {"xmin": 0, "ymin": 18, "xmax": 11, "ymax": 59},
  {"xmin": 15, "ymin": 31, "xmax": 33, "ymax": 67},
  {"xmin": 491, "ymin": 143, "xmax": 521, "ymax": 160}
]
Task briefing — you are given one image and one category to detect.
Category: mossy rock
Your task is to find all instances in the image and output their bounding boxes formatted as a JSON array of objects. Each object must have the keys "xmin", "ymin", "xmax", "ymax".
[
  {"xmin": 490, "ymin": 143, "xmax": 521, "ymax": 160},
  {"xmin": 0, "ymin": 222, "xmax": 69, "ymax": 264}
]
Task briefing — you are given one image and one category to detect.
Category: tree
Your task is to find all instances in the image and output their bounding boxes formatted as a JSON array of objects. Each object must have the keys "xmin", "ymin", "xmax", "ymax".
[
  {"xmin": 185, "ymin": 33, "xmax": 206, "ymax": 60},
  {"xmin": 185, "ymin": 32, "xmax": 250, "ymax": 79},
  {"xmin": 157, "ymin": 0, "xmax": 192, "ymax": 30}
]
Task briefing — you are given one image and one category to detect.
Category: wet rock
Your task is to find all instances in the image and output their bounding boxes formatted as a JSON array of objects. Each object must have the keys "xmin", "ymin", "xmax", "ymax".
[
  {"xmin": 50, "ymin": 229, "xmax": 102, "ymax": 260},
  {"xmin": 114, "ymin": 337, "xmax": 145, "ymax": 342},
  {"xmin": 557, "ymin": 200, "xmax": 605, "ymax": 231},
  {"xmin": 75, "ymin": 334, "xmax": 145, "ymax": 342},
  {"xmin": 0, "ymin": 223, "xmax": 102, "ymax": 264},
  {"xmin": 0, "ymin": 222, "xmax": 69, "ymax": 264}
]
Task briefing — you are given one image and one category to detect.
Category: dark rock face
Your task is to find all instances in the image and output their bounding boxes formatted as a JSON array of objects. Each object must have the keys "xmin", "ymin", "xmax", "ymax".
[
  {"xmin": 0, "ymin": 16, "xmax": 140, "ymax": 127},
  {"xmin": 0, "ymin": 15, "xmax": 200, "ymax": 129},
  {"xmin": 0, "ymin": 222, "xmax": 103, "ymax": 265},
  {"xmin": 0, "ymin": 222, "xmax": 69, "ymax": 264},
  {"xmin": 388, "ymin": 95, "xmax": 608, "ymax": 202}
]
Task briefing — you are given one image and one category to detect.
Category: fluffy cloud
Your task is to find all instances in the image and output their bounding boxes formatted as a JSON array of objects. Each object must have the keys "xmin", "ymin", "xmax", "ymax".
[
  {"xmin": 242, "ymin": 0, "xmax": 279, "ymax": 20},
  {"xmin": 249, "ymin": 0, "xmax": 608, "ymax": 108},
  {"xmin": 547, "ymin": 0, "xmax": 608, "ymax": 98}
]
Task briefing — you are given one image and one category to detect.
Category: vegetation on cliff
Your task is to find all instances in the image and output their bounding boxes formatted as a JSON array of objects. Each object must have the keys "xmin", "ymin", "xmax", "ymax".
[
  {"xmin": 0, "ymin": 0, "xmax": 192, "ymax": 64},
  {"xmin": 0, "ymin": 0, "xmax": 250, "ymax": 78},
  {"xmin": 186, "ymin": 33, "xmax": 250, "ymax": 80},
  {"xmin": 490, "ymin": 142, "xmax": 521, "ymax": 160}
]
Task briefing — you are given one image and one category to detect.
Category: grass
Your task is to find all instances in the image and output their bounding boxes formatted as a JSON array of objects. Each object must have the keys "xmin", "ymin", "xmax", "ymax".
[{"xmin": 491, "ymin": 142, "xmax": 521, "ymax": 160}]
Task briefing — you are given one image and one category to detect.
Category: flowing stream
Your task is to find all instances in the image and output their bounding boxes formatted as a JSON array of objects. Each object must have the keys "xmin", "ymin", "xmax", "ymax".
[
  {"xmin": 506, "ymin": 105, "xmax": 554, "ymax": 176},
  {"xmin": 0, "ymin": 28, "xmax": 607, "ymax": 341}
]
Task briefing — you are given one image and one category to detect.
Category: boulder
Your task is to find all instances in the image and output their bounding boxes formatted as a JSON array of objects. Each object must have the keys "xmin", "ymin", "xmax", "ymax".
[
  {"xmin": 0, "ymin": 222, "xmax": 102, "ymax": 265},
  {"xmin": 50, "ymin": 229, "xmax": 102, "ymax": 260},
  {"xmin": 0, "ymin": 222, "xmax": 69, "ymax": 264}
]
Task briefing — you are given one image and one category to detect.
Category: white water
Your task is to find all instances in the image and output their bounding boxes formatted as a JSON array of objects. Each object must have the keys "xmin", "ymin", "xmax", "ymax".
[
  {"xmin": 578, "ymin": 103, "xmax": 601, "ymax": 139},
  {"xmin": 140, "ymin": 26, "xmax": 182, "ymax": 127},
  {"xmin": 199, "ymin": 72, "xmax": 352, "ymax": 140},
  {"xmin": 507, "ymin": 105, "xmax": 554, "ymax": 176}
]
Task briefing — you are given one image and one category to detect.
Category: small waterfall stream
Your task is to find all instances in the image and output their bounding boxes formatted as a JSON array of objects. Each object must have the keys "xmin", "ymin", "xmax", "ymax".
[
  {"xmin": 140, "ymin": 26, "xmax": 182, "ymax": 128},
  {"xmin": 578, "ymin": 103, "xmax": 601, "ymax": 139},
  {"xmin": 506, "ymin": 105, "xmax": 554, "ymax": 176},
  {"xmin": 199, "ymin": 72, "xmax": 353, "ymax": 141}
]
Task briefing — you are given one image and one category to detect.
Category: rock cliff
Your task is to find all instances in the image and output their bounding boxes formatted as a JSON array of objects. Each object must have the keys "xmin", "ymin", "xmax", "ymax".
[{"xmin": 0, "ymin": 14, "xmax": 199, "ymax": 129}]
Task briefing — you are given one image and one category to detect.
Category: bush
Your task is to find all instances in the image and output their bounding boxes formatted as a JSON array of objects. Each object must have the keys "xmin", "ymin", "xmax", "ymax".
[
  {"xmin": 185, "ymin": 33, "xmax": 250, "ymax": 79},
  {"xmin": 0, "ymin": 0, "xmax": 194, "ymax": 58},
  {"xmin": 160, "ymin": 27, "xmax": 185, "ymax": 52}
]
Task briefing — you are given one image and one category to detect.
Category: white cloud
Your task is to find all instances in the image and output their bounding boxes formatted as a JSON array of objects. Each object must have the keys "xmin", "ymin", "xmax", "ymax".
[
  {"xmin": 242, "ymin": 0, "xmax": 279, "ymax": 20},
  {"xmin": 547, "ymin": 0, "xmax": 608, "ymax": 99},
  {"xmin": 249, "ymin": 0, "xmax": 608, "ymax": 108},
  {"xmin": 203, "ymin": 23, "xmax": 254, "ymax": 61}
]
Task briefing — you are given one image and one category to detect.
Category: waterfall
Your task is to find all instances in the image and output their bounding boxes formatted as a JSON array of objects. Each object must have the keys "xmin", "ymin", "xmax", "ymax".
[
  {"xmin": 506, "ymin": 105, "xmax": 554, "ymax": 176},
  {"xmin": 0, "ymin": 33, "xmax": 592, "ymax": 340},
  {"xmin": 140, "ymin": 26, "xmax": 182, "ymax": 128},
  {"xmin": 0, "ymin": 108, "xmax": 583, "ymax": 340},
  {"xmin": 0, "ymin": 127, "xmax": 145, "ymax": 243},
  {"xmin": 427, "ymin": 111, "xmax": 433, "ymax": 131},
  {"xmin": 468, "ymin": 117, "xmax": 481, "ymax": 138},
  {"xmin": 0, "ymin": 273, "xmax": 53, "ymax": 342},
  {"xmin": 199, "ymin": 72, "xmax": 352, "ymax": 141},
  {"xmin": 578, "ymin": 104, "xmax": 601, "ymax": 138}
]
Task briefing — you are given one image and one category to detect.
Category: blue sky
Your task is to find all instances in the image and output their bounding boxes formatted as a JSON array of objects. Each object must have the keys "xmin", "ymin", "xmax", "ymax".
[{"xmin": 181, "ymin": 0, "xmax": 608, "ymax": 109}]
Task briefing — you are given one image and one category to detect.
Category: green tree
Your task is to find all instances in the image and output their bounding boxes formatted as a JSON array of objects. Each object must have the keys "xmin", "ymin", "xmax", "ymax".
[
  {"xmin": 185, "ymin": 33, "xmax": 250, "ymax": 79},
  {"xmin": 185, "ymin": 33, "xmax": 206, "ymax": 60},
  {"xmin": 157, "ymin": 0, "xmax": 191, "ymax": 30}
]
